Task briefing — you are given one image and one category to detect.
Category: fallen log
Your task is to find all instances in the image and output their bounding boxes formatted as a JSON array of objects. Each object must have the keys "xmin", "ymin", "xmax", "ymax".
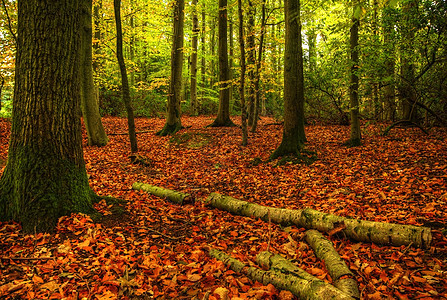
[
  {"xmin": 206, "ymin": 193, "xmax": 432, "ymax": 248},
  {"xmin": 305, "ymin": 230, "xmax": 360, "ymax": 299},
  {"xmin": 132, "ymin": 182, "xmax": 192, "ymax": 205},
  {"xmin": 209, "ymin": 248, "xmax": 353, "ymax": 300}
]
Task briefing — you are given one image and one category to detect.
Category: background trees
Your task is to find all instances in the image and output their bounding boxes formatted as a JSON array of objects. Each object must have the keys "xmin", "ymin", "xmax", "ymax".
[{"xmin": 0, "ymin": 0, "xmax": 445, "ymax": 130}]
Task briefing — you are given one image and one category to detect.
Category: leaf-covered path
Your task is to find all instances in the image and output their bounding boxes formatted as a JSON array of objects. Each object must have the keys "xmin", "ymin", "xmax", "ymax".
[{"xmin": 1, "ymin": 116, "xmax": 446, "ymax": 299}]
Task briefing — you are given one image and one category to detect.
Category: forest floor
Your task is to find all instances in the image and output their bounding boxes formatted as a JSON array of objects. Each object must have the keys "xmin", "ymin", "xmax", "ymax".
[{"xmin": 0, "ymin": 116, "xmax": 446, "ymax": 300}]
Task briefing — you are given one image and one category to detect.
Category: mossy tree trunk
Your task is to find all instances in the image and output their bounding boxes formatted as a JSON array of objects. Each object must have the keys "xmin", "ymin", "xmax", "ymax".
[
  {"xmin": 114, "ymin": 0, "xmax": 138, "ymax": 152},
  {"xmin": 0, "ymin": 0, "xmax": 96, "ymax": 233},
  {"xmin": 209, "ymin": 0, "xmax": 235, "ymax": 127},
  {"xmin": 80, "ymin": 0, "xmax": 109, "ymax": 147},
  {"xmin": 348, "ymin": 1, "xmax": 362, "ymax": 147},
  {"xmin": 158, "ymin": 0, "xmax": 184, "ymax": 136},
  {"xmin": 270, "ymin": 0, "xmax": 306, "ymax": 159}
]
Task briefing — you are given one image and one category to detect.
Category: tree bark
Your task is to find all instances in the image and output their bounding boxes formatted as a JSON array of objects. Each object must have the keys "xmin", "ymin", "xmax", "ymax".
[
  {"xmin": 209, "ymin": 0, "xmax": 235, "ymax": 127},
  {"xmin": 114, "ymin": 0, "xmax": 138, "ymax": 152},
  {"xmin": 305, "ymin": 230, "xmax": 360, "ymax": 299},
  {"xmin": 190, "ymin": 0, "xmax": 199, "ymax": 116},
  {"xmin": 80, "ymin": 0, "xmax": 109, "ymax": 147},
  {"xmin": 238, "ymin": 0, "xmax": 248, "ymax": 146},
  {"xmin": 348, "ymin": 1, "xmax": 362, "ymax": 147},
  {"xmin": 158, "ymin": 0, "xmax": 184, "ymax": 136},
  {"xmin": 132, "ymin": 182, "xmax": 192, "ymax": 205},
  {"xmin": 209, "ymin": 249, "xmax": 353, "ymax": 300},
  {"xmin": 0, "ymin": 0, "xmax": 95, "ymax": 233},
  {"xmin": 270, "ymin": 0, "xmax": 306, "ymax": 159},
  {"xmin": 206, "ymin": 193, "xmax": 432, "ymax": 248}
]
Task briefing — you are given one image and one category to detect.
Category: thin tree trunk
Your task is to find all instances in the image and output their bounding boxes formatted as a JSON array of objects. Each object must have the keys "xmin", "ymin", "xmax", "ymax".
[
  {"xmin": 348, "ymin": 1, "xmax": 361, "ymax": 147},
  {"xmin": 201, "ymin": 10, "xmax": 206, "ymax": 107},
  {"xmin": 0, "ymin": 0, "xmax": 95, "ymax": 233},
  {"xmin": 247, "ymin": 1, "xmax": 256, "ymax": 127},
  {"xmin": 114, "ymin": 0, "xmax": 138, "ymax": 152},
  {"xmin": 251, "ymin": 0, "xmax": 266, "ymax": 133},
  {"xmin": 80, "ymin": 0, "xmax": 109, "ymax": 147},
  {"xmin": 238, "ymin": 0, "xmax": 248, "ymax": 146},
  {"xmin": 190, "ymin": 0, "xmax": 199, "ymax": 116},
  {"xmin": 157, "ymin": 0, "xmax": 184, "ymax": 136}
]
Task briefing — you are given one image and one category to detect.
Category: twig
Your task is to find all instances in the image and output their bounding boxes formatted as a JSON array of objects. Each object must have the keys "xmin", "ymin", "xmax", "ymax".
[
  {"xmin": 1, "ymin": 0, "xmax": 17, "ymax": 43},
  {"xmin": 136, "ymin": 226, "xmax": 183, "ymax": 240},
  {"xmin": 267, "ymin": 211, "xmax": 271, "ymax": 252},
  {"xmin": 108, "ymin": 130, "xmax": 153, "ymax": 135},
  {"xmin": 0, "ymin": 256, "xmax": 54, "ymax": 260}
]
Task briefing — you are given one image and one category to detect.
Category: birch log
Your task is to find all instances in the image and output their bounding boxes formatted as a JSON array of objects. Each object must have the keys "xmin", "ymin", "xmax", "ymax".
[
  {"xmin": 209, "ymin": 248, "xmax": 353, "ymax": 300},
  {"xmin": 305, "ymin": 230, "xmax": 360, "ymax": 299},
  {"xmin": 206, "ymin": 193, "xmax": 432, "ymax": 248},
  {"xmin": 132, "ymin": 182, "xmax": 192, "ymax": 205}
]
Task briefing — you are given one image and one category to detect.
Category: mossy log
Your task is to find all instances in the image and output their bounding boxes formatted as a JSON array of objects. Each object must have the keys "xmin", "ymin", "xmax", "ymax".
[
  {"xmin": 206, "ymin": 193, "xmax": 432, "ymax": 248},
  {"xmin": 209, "ymin": 248, "xmax": 353, "ymax": 300},
  {"xmin": 132, "ymin": 182, "xmax": 192, "ymax": 205},
  {"xmin": 305, "ymin": 230, "xmax": 360, "ymax": 299}
]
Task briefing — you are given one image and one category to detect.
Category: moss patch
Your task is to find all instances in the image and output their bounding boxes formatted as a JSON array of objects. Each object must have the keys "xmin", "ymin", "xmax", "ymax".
[
  {"xmin": 275, "ymin": 150, "xmax": 318, "ymax": 166},
  {"xmin": 169, "ymin": 132, "xmax": 212, "ymax": 149}
]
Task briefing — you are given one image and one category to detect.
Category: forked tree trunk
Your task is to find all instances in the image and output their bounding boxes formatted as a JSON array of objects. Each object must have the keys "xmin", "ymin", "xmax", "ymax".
[
  {"xmin": 209, "ymin": 249, "xmax": 354, "ymax": 299},
  {"xmin": 158, "ymin": 0, "xmax": 184, "ymax": 135},
  {"xmin": 80, "ymin": 0, "xmax": 109, "ymax": 147},
  {"xmin": 0, "ymin": 0, "xmax": 95, "ymax": 233},
  {"xmin": 114, "ymin": 0, "xmax": 138, "ymax": 152},
  {"xmin": 251, "ymin": 0, "xmax": 266, "ymax": 133},
  {"xmin": 238, "ymin": 0, "xmax": 248, "ymax": 146}
]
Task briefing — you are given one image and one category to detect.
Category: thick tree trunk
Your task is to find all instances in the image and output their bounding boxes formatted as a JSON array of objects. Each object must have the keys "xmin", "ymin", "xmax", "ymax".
[
  {"xmin": 0, "ymin": 0, "xmax": 95, "ymax": 233},
  {"xmin": 190, "ymin": 0, "xmax": 199, "ymax": 116},
  {"xmin": 132, "ymin": 182, "xmax": 192, "ymax": 205},
  {"xmin": 209, "ymin": 249, "xmax": 353, "ymax": 300},
  {"xmin": 206, "ymin": 193, "xmax": 432, "ymax": 248},
  {"xmin": 238, "ymin": 0, "xmax": 248, "ymax": 146},
  {"xmin": 158, "ymin": 0, "xmax": 184, "ymax": 136},
  {"xmin": 114, "ymin": 0, "xmax": 138, "ymax": 152},
  {"xmin": 80, "ymin": 0, "xmax": 109, "ymax": 147},
  {"xmin": 209, "ymin": 0, "xmax": 235, "ymax": 127},
  {"xmin": 270, "ymin": 0, "xmax": 306, "ymax": 159},
  {"xmin": 305, "ymin": 230, "xmax": 360, "ymax": 299},
  {"xmin": 348, "ymin": 2, "xmax": 362, "ymax": 147}
]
